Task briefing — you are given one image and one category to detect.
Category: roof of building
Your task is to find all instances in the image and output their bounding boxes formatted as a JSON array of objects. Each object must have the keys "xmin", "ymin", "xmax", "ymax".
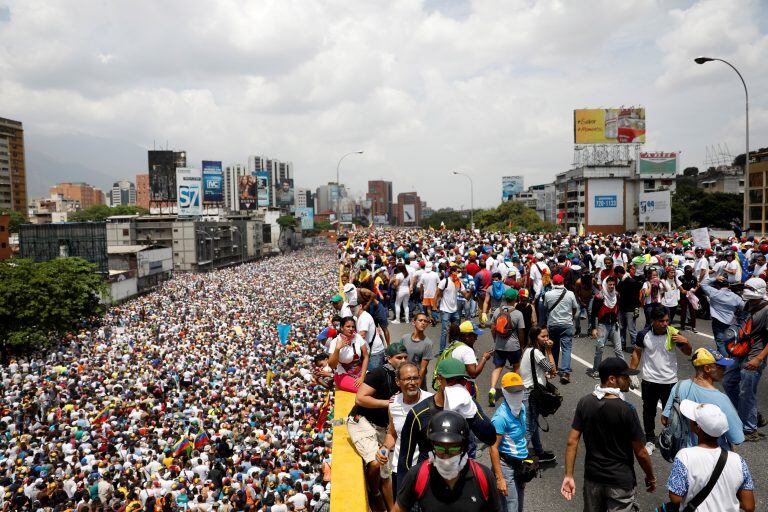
[{"xmin": 107, "ymin": 244, "xmax": 163, "ymax": 254}]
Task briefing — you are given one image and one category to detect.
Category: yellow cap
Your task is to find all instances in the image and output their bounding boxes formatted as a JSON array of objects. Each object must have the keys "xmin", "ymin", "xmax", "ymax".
[{"xmin": 501, "ymin": 372, "xmax": 525, "ymax": 391}]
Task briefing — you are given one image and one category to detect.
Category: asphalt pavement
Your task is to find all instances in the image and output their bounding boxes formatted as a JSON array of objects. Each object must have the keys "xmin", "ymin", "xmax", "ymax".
[{"xmin": 387, "ymin": 311, "xmax": 768, "ymax": 511}]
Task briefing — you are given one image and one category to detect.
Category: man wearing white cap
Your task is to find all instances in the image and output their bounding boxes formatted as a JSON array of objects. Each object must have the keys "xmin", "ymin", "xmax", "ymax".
[
  {"xmin": 667, "ymin": 400, "xmax": 755, "ymax": 511},
  {"xmin": 723, "ymin": 277, "xmax": 768, "ymax": 442}
]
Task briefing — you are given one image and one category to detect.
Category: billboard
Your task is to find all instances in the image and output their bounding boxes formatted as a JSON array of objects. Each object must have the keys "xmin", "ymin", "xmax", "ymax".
[
  {"xmin": 276, "ymin": 178, "xmax": 294, "ymax": 206},
  {"xmin": 639, "ymin": 152, "xmax": 678, "ymax": 175},
  {"xmin": 502, "ymin": 176, "xmax": 524, "ymax": 200},
  {"xmin": 238, "ymin": 174, "xmax": 259, "ymax": 210},
  {"xmin": 202, "ymin": 160, "xmax": 223, "ymax": 203},
  {"xmin": 638, "ymin": 190, "xmax": 671, "ymax": 224},
  {"xmin": 587, "ymin": 178, "xmax": 624, "ymax": 226},
  {"xmin": 149, "ymin": 150, "xmax": 185, "ymax": 201},
  {"xmin": 574, "ymin": 108, "xmax": 646, "ymax": 144},
  {"xmin": 295, "ymin": 207, "xmax": 314, "ymax": 230},
  {"xmin": 256, "ymin": 171, "xmax": 270, "ymax": 207},
  {"xmin": 403, "ymin": 204, "xmax": 416, "ymax": 224},
  {"xmin": 176, "ymin": 167, "xmax": 203, "ymax": 216}
]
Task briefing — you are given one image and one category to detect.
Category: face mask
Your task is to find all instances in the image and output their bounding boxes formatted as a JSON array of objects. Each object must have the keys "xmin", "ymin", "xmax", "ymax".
[
  {"xmin": 428, "ymin": 451, "xmax": 468, "ymax": 480},
  {"xmin": 501, "ymin": 388, "xmax": 524, "ymax": 416},
  {"xmin": 443, "ymin": 384, "xmax": 477, "ymax": 419}
]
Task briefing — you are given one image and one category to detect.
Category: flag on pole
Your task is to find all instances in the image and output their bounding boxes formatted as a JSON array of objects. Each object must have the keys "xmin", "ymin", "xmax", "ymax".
[
  {"xmin": 93, "ymin": 406, "xmax": 111, "ymax": 424},
  {"xmin": 194, "ymin": 430, "xmax": 210, "ymax": 450},
  {"xmin": 316, "ymin": 392, "xmax": 331, "ymax": 431},
  {"xmin": 172, "ymin": 437, "xmax": 192, "ymax": 457}
]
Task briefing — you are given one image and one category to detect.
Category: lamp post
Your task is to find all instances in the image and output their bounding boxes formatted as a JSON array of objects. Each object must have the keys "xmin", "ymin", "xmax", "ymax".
[
  {"xmin": 336, "ymin": 151, "xmax": 364, "ymax": 228},
  {"xmin": 453, "ymin": 171, "xmax": 474, "ymax": 231},
  {"xmin": 694, "ymin": 56, "xmax": 749, "ymax": 229}
]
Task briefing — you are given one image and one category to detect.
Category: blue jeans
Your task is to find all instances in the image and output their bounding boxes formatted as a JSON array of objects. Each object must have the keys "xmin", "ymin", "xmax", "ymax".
[
  {"xmin": 501, "ymin": 459, "xmax": 524, "ymax": 512},
  {"xmin": 524, "ymin": 392, "xmax": 543, "ymax": 454},
  {"xmin": 723, "ymin": 356, "xmax": 766, "ymax": 432},
  {"xmin": 536, "ymin": 296, "xmax": 549, "ymax": 327},
  {"xmin": 574, "ymin": 304, "xmax": 588, "ymax": 335},
  {"xmin": 548, "ymin": 323, "xmax": 574, "ymax": 374},
  {"xmin": 439, "ymin": 310, "xmax": 461, "ymax": 352},
  {"xmin": 593, "ymin": 323, "xmax": 623, "ymax": 371},
  {"xmin": 368, "ymin": 351, "xmax": 385, "ymax": 370},
  {"xmin": 711, "ymin": 317, "xmax": 735, "ymax": 357},
  {"xmin": 619, "ymin": 311, "xmax": 637, "ymax": 349}
]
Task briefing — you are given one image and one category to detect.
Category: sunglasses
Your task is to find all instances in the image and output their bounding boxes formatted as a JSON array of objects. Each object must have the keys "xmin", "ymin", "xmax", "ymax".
[{"xmin": 433, "ymin": 445, "xmax": 463, "ymax": 456}]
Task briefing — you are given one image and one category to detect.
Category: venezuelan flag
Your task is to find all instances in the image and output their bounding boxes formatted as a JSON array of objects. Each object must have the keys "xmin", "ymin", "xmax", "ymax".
[
  {"xmin": 194, "ymin": 430, "xmax": 209, "ymax": 450},
  {"xmin": 172, "ymin": 438, "xmax": 191, "ymax": 457},
  {"xmin": 93, "ymin": 406, "xmax": 111, "ymax": 424}
]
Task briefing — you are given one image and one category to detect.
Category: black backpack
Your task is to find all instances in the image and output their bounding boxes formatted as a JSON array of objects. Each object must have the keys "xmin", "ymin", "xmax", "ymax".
[{"xmin": 659, "ymin": 380, "xmax": 692, "ymax": 462}]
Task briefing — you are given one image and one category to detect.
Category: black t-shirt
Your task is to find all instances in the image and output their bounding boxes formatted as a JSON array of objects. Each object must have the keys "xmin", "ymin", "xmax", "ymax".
[
  {"xmin": 348, "ymin": 366, "xmax": 398, "ymax": 428},
  {"xmin": 396, "ymin": 459, "xmax": 502, "ymax": 512},
  {"xmin": 571, "ymin": 394, "xmax": 643, "ymax": 489},
  {"xmin": 616, "ymin": 276, "xmax": 642, "ymax": 311}
]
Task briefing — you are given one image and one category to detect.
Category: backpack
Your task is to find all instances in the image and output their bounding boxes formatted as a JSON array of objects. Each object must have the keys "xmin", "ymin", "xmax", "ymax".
[
  {"xmin": 431, "ymin": 341, "xmax": 466, "ymax": 391},
  {"xmin": 658, "ymin": 381, "xmax": 692, "ymax": 463},
  {"xmin": 414, "ymin": 459, "xmax": 489, "ymax": 502},
  {"xmin": 494, "ymin": 309, "xmax": 514, "ymax": 338},
  {"xmin": 726, "ymin": 303, "xmax": 768, "ymax": 357}
]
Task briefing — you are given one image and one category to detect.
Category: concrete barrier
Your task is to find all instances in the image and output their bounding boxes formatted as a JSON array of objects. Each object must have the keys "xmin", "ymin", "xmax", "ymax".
[{"xmin": 330, "ymin": 390, "xmax": 369, "ymax": 512}]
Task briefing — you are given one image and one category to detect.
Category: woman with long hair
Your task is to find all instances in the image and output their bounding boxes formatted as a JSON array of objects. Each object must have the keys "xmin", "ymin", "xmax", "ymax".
[
  {"xmin": 327, "ymin": 316, "xmax": 369, "ymax": 392},
  {"xmin": 518, "ymin": 326, "xmax": 557, "ymax": 463},
  {"xmin": 392, "ymin": 263, "xmax": 411, "ymax": 324}
]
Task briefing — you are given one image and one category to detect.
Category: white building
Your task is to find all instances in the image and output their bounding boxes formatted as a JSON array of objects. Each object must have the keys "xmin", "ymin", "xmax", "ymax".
[
  {"xmin": 248, "ymin": 155, "xmax": 293, "ymax": 208},
  {"xmin": 223, "ymin": 164, "xmax": 248, "ymax": 211},
  {"xmin": 110, "ymin": 180, "xmax": 137, "ymax": 206}
]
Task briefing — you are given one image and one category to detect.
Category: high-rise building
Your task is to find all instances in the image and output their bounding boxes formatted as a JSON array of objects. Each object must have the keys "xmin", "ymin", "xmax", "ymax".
[
  {"xmin": 315, "ymin": 183, "xmax": 344, "ymax": 215},
  {"xmin": 147, "ymin": 150, "xmax": 186, "ymax": 204},
  {"xmin": 110, "ymin": 180, "xmax": 137, "ymax": 206},
  {"xmin": 366, "ymin": 180, "xmax": 393, "ymax": 222},
  {"xmin": 49, "ymin": 182, "xmax": 104, "ymax": 209},
  {"xmin": 0, "ymin": 117, "xmax": 27, "ymax": 215},
  {"xmin": 223, "ymin": 164, "xmax": 249, "ymax": 211},
  {"xmin": 394, "ymin": 192, "xmax": 422, "ymax": 226},
  {"xmin": 248, "ymin": 155, "xmax": 293, "ymax": 208},
  {"xmin": 135, "ymin": 174, "xmax": 150, "ymax": 209},
  {"xmin": 295, "ymin": 188, "xmax": 313, "ymax": 209}
]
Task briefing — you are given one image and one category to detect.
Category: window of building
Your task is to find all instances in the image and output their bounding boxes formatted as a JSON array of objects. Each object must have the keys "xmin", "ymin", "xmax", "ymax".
[
  {"xmin": 122, "ymin": 229, "xmax": 129, "ymax": 236},
  {"xmin": 749, "ymin": 172, "xmax": 763, "ymax": 188},
  {"xmin": 750, "ymin": 206, "xmax": 762, "ymax": 223},
  {"xmin": 262, "ymin": 225, "xmax": 272, "ymax": 244},
  {"xmin": 749, "ymin": 189, "xmax": 763, "ymax": 204},
  {"xmin": 644, "ymin": 179, "xmax": 655, "ymax": 190}
]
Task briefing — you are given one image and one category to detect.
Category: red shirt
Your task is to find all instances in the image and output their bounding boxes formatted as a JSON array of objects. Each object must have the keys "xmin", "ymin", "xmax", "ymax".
[{"xmin": 466, "ymin": 261, "xmax": 480, "ymax": 277}]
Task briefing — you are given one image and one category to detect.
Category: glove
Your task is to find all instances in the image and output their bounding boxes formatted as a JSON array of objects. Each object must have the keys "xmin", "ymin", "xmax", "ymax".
[
  {"xmin": 480, "ymin": 312, "xmax": 488, "ymax": 325},
  {"xmin": 630, "ymin": 375, "xmax": 641, "ymax": 390}
]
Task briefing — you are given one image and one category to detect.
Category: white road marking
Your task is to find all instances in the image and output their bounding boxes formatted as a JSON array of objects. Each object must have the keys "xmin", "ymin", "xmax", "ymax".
[{"xmin": 569, "ymin": 351, "xmax": 661, "ymax": 408}]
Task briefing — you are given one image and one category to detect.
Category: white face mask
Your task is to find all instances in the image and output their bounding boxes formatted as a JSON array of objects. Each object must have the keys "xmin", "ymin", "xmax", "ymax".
[
  {"xmin": 429, "ymin": 451, "xmax": 468, "ymax": 480},
  {"xmin": 501, "ymin": 389, "xmax": 525, "ymax": 416},
  {"xmin": 443, "ymin": 384, "xmax": 477, "ymax": 419}
]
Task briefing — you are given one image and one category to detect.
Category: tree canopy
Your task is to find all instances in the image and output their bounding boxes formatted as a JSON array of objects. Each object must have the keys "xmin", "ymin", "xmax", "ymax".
[
  {"xmin": 671, "ymin": 181, "xmax": 742, "ymax": 229},
  {"xmin": 423, "ymin": 201, "xmax": 555, "ymax": 232},
  {"xmin": 0, "ymin": 258, "xmax": 106, "ymax": 353},
  {"xmin": 68, "ymin": 204, "xmax": 149, "ymax": 222},
  {"xmin": 0, "ymin": 209, "xmax": 26, "ymax": 233}
]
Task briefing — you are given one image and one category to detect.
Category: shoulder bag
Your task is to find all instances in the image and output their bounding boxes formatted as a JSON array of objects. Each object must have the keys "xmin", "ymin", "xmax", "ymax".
[
  {"xmin": 529, "ymin": 349, "xmax": 562, "ymax": 418},
  {"xmin": 656, "ymin": 448, "xmax": 728, "ymax": 512}
]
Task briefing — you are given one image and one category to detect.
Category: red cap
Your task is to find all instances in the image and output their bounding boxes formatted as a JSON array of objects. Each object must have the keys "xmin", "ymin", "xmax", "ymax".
[
  {"xmin": 419, "ymin": 261, "xmax": 426, "ymax": 268},
  {"xmin": 552, "ymin": 274, "xmax": 564, "ymax": 285}
]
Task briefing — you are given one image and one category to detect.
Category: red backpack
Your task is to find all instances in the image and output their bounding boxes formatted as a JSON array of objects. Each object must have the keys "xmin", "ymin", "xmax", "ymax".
[
  {"xmin": 414, "ymin": 459, "xmax": 489, "ymax": 501},
  {"xmin": 727, "ymin": 304, "xmax": 767, "ymax": 357}
]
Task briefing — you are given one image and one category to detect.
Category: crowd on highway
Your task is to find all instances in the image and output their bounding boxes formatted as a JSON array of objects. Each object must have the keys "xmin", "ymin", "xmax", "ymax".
[{"xmin": 333, "ymin": 227, "xmax": 764, "ymax": 512}]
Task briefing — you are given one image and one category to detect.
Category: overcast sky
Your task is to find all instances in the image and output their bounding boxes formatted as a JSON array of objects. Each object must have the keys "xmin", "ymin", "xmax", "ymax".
[{"xmin": 2, "ymin": 0, "xmax": 767, "ymax": 208}]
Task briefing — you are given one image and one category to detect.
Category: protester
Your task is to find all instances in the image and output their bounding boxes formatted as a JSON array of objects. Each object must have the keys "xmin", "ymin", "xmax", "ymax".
[
  {"xmin": 543, "ymin": 274, "xmax": 579, "ymax": 384},
  {"xmin": 488, "ymin": 288, "xmax": 526, "ymax": 406},
  {"xmin": 519, "ymin": 326, "xmax": 557, "ymax": 463},
  {"xmin": 588, "ymin": 275, "xmax": 624, "ymax": 379},
  {"xmin": 399, "ymin": 312, "xmax": 435, "ymax": 390},
  {"xmin": 328, "ymin": 316, "xmax": 370, "ymax": 392}
]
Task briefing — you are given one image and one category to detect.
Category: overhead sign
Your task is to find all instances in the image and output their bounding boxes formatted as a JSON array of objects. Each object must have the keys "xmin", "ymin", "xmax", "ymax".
[
  {"xmin": 638, "ymin": 190, "xmax": 671, "ymax": 224},
  {"xmin": 403, "ymin": 204, "xmax": 416, "ymax": 223},
  {"xmin": 256, "ymin": 171, "xmax": 270, "ymax": 207},
  {"xmin": 176, "ymin": 167, "xmax": 202, "ymax": 216},
  {"xmin": 594, "ymin": 195, "xmax": 617, "ymax": 208},
  {"xmin": 202, "ymin": 161, "xmax": 223, "ymax": 203},
  {"xmin": 639, "ymin": 152, "xmax": 678, "ymax": 175},
  {"xmin": 502, "ymin": 176, "xmax": 524, "ymax": 200},
  {"xmin": 587, "ymin": 178, "xmax": 624, "ymax": 226},
  {"xmin": 574, "ymin": 108, "xmax": 646, "ymax": 144},
  {"xmin": 295, "ymin": 207, "xmax": 314, "ymax": 230}
]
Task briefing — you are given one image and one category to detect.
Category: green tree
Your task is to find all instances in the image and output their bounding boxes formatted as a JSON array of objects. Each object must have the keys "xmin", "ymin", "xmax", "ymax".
[
  {"xmin": 0, "ymin": 209, "xmax": 26, "ymax": 233},
  {"xmin": 474, "ymin": 200, "xmax": 556, "ymax": 232},
  {"xmin": 0, "ymin": 258, "xmax": 106, "ymax": 355},
  {"xmin": 69, "ymin": 204, "xmax": 149, "ymax": 222},
  {"xmin": 670, "ymin": 181, "xmax": 741, "ymax": 229},
  {"xmin": 276, "ymin": 215, "xmax": 298, "ymax": 229},
  {"xmin": 423, "ymin": 210, "xmax": 471, "ymax": 230}
]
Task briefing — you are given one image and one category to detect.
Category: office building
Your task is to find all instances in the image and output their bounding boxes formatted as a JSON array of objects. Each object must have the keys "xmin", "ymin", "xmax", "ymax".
[
  {"xmin": 49, "ymin": 182, "xmax": 104, "ymax": 209},
  {"xmin": 19, "ymin": 222, "xmax": 109, "ymax": 273},
  {"xmin": 394, "ymin": 192, "xmax": 422, "ymax": 226},
  {"xmin": 147, "ymin": 150, "xmax": 186, "ymax": 205},
  {"xmin": 0, "ymin": 117, "xmax": 27, "ymax": 215},
  {"xmin": 315, "ymin": 183, "xmax": 344, "ymax": 216},
  {"xmin": 135, "ymin": 174, "xmax": 150, "ymax": 209},
  {"xmin": 295, "ymin": 188, "xmax": 313, "ymax": 209},
  {"xmin": 0, "ymin": 214, "xmax": 10, "ymax": 260},
  {"xmin": 366, "ymin": 180, "xmax": 393, "ymax": 222},
  {"xmin": 223, "ymin": 164, "xmax": 249, "ymax": 211},
  {"xmin": 248, "ymin": 155, "xmax": 293, "ymax": 208},
  {"xmin": 745, "ymin": 149, "xmax": 768, "ymax": 234},
  {"xmin": 111, "ymin": 180, "xmax": 137, "ymax": 206}
]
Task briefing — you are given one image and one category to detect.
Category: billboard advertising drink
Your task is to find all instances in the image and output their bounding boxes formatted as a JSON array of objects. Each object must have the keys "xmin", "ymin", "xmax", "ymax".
[
  {"xmin": 238, "ymin": 174, "xmax": 259, "ymax": 210},
  {"xmin": 295, "ymin": 207, "xmax": 314, "ymax": 230},
  {"xmin": 638, "ymin": 152, "xmax": 678, "ymax": 175},
  {"xmin": 502, "ymin": 176, "xmax": 524, "ymax": 200},
  {"xmin": 276, "ymin": 178, "xmax": 295, "ymax": 207},
  {"xmin": 574, "ymin": 108, "xmax": 646, "ymax": 144},
  {"xmin": 176, "ymin": 167, "xmax": 203, "ymax": 216},
  {"xmin": 256, "ymin": 172, "xmax": 270, "ymax": 207},
  {"xmin": 202, "ymin": 161, "xmax": 223, "ymax": 203},
  {"xmin": 638, "ymin": 190, "xmax": 671, "ymax": 224}
]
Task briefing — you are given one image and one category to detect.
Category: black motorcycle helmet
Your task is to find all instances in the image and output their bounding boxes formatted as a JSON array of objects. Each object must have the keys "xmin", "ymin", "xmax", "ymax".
[{"xmin": 427, "ymin": 410, "xmax": 469, "ymax": 448}]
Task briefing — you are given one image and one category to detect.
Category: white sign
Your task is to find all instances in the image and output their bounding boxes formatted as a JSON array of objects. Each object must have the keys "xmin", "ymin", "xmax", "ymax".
[
  {"xmin": 691, "ymin": 227, "xmax": 711, "ymax": 250},
  {"xmin": 638, "ymin": 190, "xmax": 671, "ymax": 224},
  {"xmin": 587, "ymin": 178, "xmax": 624, "ymax": 226},
  {"xmin": 176, "ymin": 167, "xmax": 203, "ymax": 216},
  {"xmin": 402, "ymin": 204, "xmax": 416, "ymax": 223}
]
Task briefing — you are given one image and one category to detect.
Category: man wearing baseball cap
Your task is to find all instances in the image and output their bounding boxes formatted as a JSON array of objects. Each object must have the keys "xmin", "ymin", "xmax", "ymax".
[
  {"xmin": 662, "ymin": 348, "xmax": 743, "ymax": 448},
  {"xmin": 330, "ymin": 293, "xmax": 352, "ymax": 318},
  {"xmin": 542, "ymin": 273, "xmax": 579, "ymax": 384},
  {"xmin": 667, "ymin": 400, "xmax": 755, "ymax": 511}
]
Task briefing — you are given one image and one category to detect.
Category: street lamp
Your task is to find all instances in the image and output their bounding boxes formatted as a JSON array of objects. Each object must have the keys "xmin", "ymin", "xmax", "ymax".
[
  {"xmin": 695, "ymin": 56, "xmax": 749, "ymax": 229},
  {"xmin": 336, "ymin": 151, "xmax": 364, "ymax": 227},
  {"xmin": 452, "ymin": 171, "xmax": 474, "ymax": 231}
]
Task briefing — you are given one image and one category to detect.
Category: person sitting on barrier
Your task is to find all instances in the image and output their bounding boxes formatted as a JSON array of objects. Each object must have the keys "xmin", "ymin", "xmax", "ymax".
[
  {"xmin": 346, "ymin": 342, "xmax": 410, "ymax": 512},
  {"xmin": 392, "ymin": 410, "xmax": 502, "ymax": 512}
]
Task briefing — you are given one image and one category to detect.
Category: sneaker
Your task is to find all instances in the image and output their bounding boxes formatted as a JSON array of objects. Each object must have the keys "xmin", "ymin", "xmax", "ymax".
[
  {"xmin": 488, "ymin": 388, "xmax": 497, "ymax": 408},
  {"xmin": 744, "ymin": 430, "xmax": 762, "ymax": 442},
  {"xmin": 536, "ymin": 450, "xmax": 556, "ymax": 463},
  {"xmin": 586, "ymin": 369, "xmax": 599, "ymax": 380},
  {"xmin": 690, "ymin": 328, "xmax": 698, "ymax": 334},
  {"xmin": 758, "ymin": 412, "xmax": 767, "ymax": 428},
  {"xmin": 645, "ymin": 442, "xmax": 655, "ymax": 455},
  {"xmin": 560, "ymin": 373, "xmax": 571, "ymax": 384},
  {"xmin": 390, "ymin": 319, "xmax": 400, "ymax": 324}
]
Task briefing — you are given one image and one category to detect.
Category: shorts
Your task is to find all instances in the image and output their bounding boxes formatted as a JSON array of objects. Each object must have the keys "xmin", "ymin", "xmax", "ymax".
[
  {"xmin": 422, "ymin": 297, "xmax": 437, "ymax": 308},
  {"xmin": 346, "ymin": 416, "xmax": 391, "ymax": 478},
  {"xmin": 370, "ymin": 302, "xmax": 389, "ymax": 329},
  {"xmin": 493, "ymin": 349, "xmax": 522, "ymax": 368}
]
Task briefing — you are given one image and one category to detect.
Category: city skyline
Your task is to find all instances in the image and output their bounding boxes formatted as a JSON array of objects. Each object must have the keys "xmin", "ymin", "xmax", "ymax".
[{"xmin": 2, "ymin": 0, "xmax": 768, "ymax": 209}]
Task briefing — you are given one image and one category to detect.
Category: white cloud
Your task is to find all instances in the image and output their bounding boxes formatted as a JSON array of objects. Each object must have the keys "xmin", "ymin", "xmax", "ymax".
[{"xmin": 1, "ymin": 0, "xmax": 767, "ymax": 207}]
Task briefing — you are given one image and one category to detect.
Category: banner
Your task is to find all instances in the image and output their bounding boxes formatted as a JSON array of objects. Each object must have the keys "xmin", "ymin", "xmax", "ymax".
[
  {"xmin": 238, "ymin": 174, "xmax": 259, "ymax": 210},
  {"xmin": 502, "ymin": 176, "xmax": 524, "ymax": 200},
  {"xmin": 574, "ymin": 108, "xmax": 646, "ymax": 144},
  {"xmin": 176, "ymin": 167, "xmax": 203, "ymax": 216},
  {"xmin": 256, "ymin": 171, "xmax": 270, "ymax": 207},
  {"xmin": 277, "ymin": 178, "xmax": 295, "ymax": 206},
  {"xmin": 638, "ymin": 190, "xmax": 671, "ymax": 224},
  {"xmin": 587, "ymin": 178, "xmax": 624, "ymax": 226},
  {"xmin": 295, "ymin": 207, "xmax": 314, "ymax": 230},
  {"xmin": 202, "ymin": 160, "xmax": 223, "ymax": 203},
  {"xmin": 691, "ymin": 227, "xmax": 711, "ymax": 250},
  {"xmin": 639, "ymin": 152, "xmax": 678, "ymax": 175},
  {"xmin": 402, "ymin": 204, "xmax": 416, "ymax": 224}
]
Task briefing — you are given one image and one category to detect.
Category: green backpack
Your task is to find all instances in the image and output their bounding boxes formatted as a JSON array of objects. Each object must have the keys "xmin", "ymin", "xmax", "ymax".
[{"xmin": 431, "ymin": 341, "xmax": 467, "ymax": 391}]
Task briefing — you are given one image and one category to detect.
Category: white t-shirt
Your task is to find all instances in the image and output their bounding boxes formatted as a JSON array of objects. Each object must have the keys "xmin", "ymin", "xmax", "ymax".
[
  {"xmin": 519, "ymin": 347, "xmax": 547, "ymax": 388},
  {"xmin": 287, "ymin": 492, "xmax": 308, "ymax": 510},
  {"xmin": 636, "ymin": 329, "xmax": 679, "ymax": 384},
  {"xmin": 389, "ymin": 389, "xmax": 433, "ymax": 466},
  {"xmin": 339, "ymin": 303, "xmax": 353, "ymax": 318},
  {"xmin": 670, "ymin": 447, "xmax": 752, "ymax": 512},
  {"xmin": 725, "ymin": 260, "xmax": 741, "ymax": 283},
  {"xmin": 712, "ymin": 260, "xmax": 727, "ymax": 279},
  {"xmin": 420, "ymin": 271, "xmax": 440, "ymax": 299},
  {"xmin": 694, "ymin": 257, "xmax": 710, "ymax": 278},
  {"xmin": 438, "ymin": 277, "xmax": 463, "ymax": 313},
  {"xmin": 395, "ymin": 272, "xmax": 410, "ymax": 294},
  {"xmin": 661, "ymin": 277, "xmax": 682, "ymax": 307},
  {"xmin": 357, "ymin": 311, "xmax": 385, "ymax": 355},
  {"xmin": 451, "ymin": 344, "xmax": 478, "ymax": 366},
  {"xmin": 327, "ymin": 335, "xmax": 366, "ymax": 375}
]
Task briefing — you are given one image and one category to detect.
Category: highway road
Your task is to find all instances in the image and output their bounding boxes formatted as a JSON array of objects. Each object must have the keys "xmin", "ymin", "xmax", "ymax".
[{"xmin": 387, "ymin": 311, "xmax": 767, "ymax": 511}]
